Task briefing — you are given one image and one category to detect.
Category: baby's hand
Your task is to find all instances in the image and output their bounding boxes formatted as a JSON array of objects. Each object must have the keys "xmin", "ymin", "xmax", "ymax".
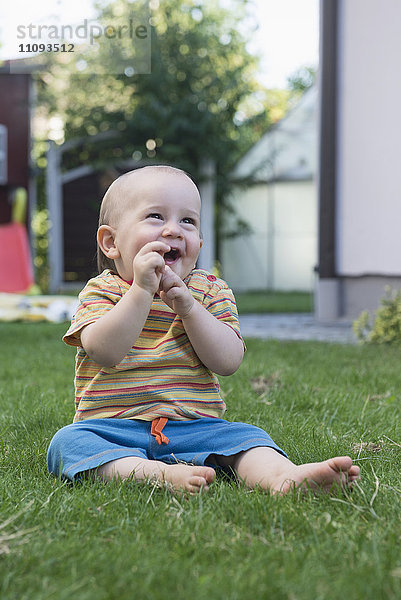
[
  {"xmin": 159, "ymin": 266, "xmax": 194, "ymax": 317},
  {"xmin": 133, "ymin": 241, "xmax": 171, "ymax": 296}
]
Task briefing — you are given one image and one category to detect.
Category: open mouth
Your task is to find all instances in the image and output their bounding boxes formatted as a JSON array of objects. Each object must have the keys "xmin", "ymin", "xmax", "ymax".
[{"xmin": 164, "ymin": 248, "xmax": 181, "ymax": 265}]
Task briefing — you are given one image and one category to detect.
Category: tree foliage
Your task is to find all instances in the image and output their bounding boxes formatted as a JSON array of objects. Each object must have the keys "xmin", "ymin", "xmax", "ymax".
[
  {"xmin": 287, "ymin": 65, "xmax": 316, "ymax": 94},
  {"xmin": 35, "ymin": 0, "xmax": 294, "ymax": 261},
  {"xmin": 37, "ymin": 2, "xmax": 291, "ymax": 168},
  {"xmin": 38, "ymin": 1, "xmax": 269, "ymax": 168}
]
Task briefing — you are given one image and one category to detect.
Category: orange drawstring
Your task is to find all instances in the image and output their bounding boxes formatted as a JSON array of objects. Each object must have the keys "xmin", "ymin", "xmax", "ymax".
[{"xmin": 150, "ymin": 417, "xmax": 169, "ymax": 445}]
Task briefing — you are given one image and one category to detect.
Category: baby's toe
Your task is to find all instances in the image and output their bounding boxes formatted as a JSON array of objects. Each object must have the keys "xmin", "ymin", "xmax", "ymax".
[{"xmin": 188, "ymin": 476, "xmax": 209, "ymax": 493}]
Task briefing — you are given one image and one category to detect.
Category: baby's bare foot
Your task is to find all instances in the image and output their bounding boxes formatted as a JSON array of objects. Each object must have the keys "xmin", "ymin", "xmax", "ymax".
[
  {"xmin": 163, "ymin": 464, "xmax": 216, "ymax": 494},
  {"xmin": 273, "ymin": 456, "xmax": 360, "ymax": 495}
]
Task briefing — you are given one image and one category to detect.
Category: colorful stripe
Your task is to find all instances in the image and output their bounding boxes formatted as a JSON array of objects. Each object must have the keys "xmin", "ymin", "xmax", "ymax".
[{"xmin": 64, "ymin": 269, "xmax": 242, "ymax": 423}]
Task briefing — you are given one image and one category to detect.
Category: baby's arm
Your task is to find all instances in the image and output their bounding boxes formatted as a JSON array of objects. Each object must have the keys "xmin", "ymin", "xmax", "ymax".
[
  {"xmin": 81, "ymin": 241, "xmax": 170, "ymax": 367},
  {"xmin": 182, "ymin": 301, "xmax": 244, "ymax": 375},
  {"xmin": 159, "ymin": 267, "xmax": 244, "ymax": 376}
]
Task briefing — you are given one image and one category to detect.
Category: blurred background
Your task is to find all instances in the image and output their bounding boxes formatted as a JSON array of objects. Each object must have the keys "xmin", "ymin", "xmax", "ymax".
[
  {"xmin": 0, "ymin": 0, "xmax": 318, "ymax": 297},
  {"xmin": 1, "ymin": 0, "xmax": 400, "ymax": 325}
]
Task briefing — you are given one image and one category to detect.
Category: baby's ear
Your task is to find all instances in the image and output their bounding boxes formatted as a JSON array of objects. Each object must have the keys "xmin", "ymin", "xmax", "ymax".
[{"xmin": 97, "ymin": 226, "xmax": 120, "ymax": 259}]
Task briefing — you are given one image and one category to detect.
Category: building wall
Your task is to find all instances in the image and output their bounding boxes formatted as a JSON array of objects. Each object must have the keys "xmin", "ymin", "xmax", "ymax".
[
  {"xmin": 334, "ymin": 0, "xmax": 401, "ymax": 314},
  {"xmin": 221, "ymin": 180, "xmax": 317, "ymax": 292},
  {"xmin": 0, "ymin": 73, "xmax": 31, "ymax": 223}
]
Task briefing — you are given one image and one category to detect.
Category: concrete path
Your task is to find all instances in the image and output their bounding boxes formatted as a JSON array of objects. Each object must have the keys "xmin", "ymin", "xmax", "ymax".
[{"xmin": 238, "ymin": 313, "xmax": 356, "ymax": 344}]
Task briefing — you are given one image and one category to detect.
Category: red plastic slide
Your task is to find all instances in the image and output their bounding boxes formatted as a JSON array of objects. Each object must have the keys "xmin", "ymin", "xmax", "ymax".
[{"xmin": 0, "ymin": 221, "xmax": 34, "ymax": 293}]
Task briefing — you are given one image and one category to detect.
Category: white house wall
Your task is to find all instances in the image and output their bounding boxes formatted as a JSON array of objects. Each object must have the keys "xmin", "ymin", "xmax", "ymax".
[
  {"xmin": 233, "ymin": 88, "xmax": 317, "ymax": 183},
  {"xmin": 336, "ymin": 0, "xmax": 401, "ymax": 276},
  {"xmin": 273, "ymin": 183, "xmax": 317, "ymax": 290},
  {"xmin": 221, "ymin": 181, "xmax": 317, "ymax": 292}
]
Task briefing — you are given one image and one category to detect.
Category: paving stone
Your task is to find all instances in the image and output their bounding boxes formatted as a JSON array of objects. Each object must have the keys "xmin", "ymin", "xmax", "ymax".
[{"xmin": 238, "ymin": 313, "xmax": 356, "ymax": 344}]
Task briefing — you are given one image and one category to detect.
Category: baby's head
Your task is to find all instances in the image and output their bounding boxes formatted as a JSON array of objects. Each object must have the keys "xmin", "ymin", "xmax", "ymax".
[{"xmin": 97, "ymin": 165, "xmax": 203, "ymax": 282}]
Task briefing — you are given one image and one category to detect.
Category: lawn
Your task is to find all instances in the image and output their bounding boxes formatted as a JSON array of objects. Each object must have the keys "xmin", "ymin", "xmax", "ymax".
[
  {"xmin": 1, "ymin": 322, "xmax": 401, "ymax": 600},
  {"xmin": 234, "ymin": 290, "xmax": 313, "ymax": 314}
]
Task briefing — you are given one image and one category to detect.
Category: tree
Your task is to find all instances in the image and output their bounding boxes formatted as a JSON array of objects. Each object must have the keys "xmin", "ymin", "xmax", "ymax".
[
  {"xmin": 287, "ymin": 65, "xmax": 316, "ymax": 94},
  {"xmin": 35, "ymin": 0, "xmax": 294, "ymax": 265}
]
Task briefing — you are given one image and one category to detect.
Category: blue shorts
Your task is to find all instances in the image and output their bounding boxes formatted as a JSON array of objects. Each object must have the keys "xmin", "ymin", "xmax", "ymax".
[{"xmin": 47, "ymin": 417, "xmax": 286, "ymax": 481}]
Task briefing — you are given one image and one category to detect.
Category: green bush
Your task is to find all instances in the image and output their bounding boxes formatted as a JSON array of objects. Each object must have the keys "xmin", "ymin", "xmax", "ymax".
[
  {"xmin": 353, "ymin": 286, "xmax": 401, "ymax": 344},
  {"xmin": 31, "ymin": 207, "xmax": 50, "ymax": 293}
]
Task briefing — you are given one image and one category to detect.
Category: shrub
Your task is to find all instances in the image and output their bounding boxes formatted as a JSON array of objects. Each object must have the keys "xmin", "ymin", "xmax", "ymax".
[{"xmin": 353, "ymin": 286, "xmax": 401, "ymax": 344}]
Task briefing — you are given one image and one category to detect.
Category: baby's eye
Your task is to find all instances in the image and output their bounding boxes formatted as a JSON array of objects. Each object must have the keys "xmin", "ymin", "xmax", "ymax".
[
  {"xmin": 147, "ymin": 213, "xmax": 163, "ymax": 220},
  {"xmin": 182, "ymin": 217, "xmax": 196, "ymax": 225}
]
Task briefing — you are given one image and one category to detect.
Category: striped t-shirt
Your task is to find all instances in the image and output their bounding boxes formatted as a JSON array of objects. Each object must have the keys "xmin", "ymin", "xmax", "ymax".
[{"xmin": 64, "ymin": 269, "xmax": 243, "ymax": 423}]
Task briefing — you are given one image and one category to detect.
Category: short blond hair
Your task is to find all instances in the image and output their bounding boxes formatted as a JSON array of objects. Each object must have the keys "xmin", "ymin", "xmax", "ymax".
[{"xmin": 97, "ymin": 166, "xmax": 194, "ymax": 273}]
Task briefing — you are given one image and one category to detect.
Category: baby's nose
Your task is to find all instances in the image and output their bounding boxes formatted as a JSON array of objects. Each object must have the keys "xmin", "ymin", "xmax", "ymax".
[{"xmin": 162, "ymin": 221, "xmax": 182, "ymax": 237}]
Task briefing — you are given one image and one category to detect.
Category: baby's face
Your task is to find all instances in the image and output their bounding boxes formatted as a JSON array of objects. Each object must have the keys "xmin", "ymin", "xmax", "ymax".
[{"xmin": 111, "ymin": 171, "xmax": 202, "ymax": 282}]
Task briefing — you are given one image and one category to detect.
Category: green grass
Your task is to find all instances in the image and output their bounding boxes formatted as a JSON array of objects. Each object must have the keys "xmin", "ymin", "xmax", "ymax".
[
  {"xmin": 234, "ymin": 290, "xmax": 313, "ymax": 313},
  {"xmin": 1, "ymin": 322, "xmax": 401, "ymax": 600}
]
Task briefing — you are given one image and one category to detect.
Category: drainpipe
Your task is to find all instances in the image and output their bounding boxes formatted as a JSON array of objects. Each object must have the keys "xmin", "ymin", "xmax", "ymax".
[{"xmin": 316, "ymin": 0, "xmax": 341, "ymax": 321}]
